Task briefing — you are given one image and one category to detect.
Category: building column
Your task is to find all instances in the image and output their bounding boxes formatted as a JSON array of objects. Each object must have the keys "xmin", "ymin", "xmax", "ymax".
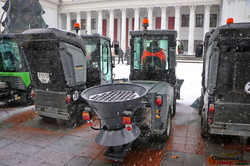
[
  {"xmin": 66, "ymin": 12, "xmax": 71, "ymax": 31},
  {"xmin": 121, "ymin": 9, "xmax": 126, "ymax": 52},
  {"xmin": 188, "ymin": 5, "xmax": 196, "ymax": 55},
  {"xmin": 161, "ymin": 7, "xmax": 167, "ymax": 30},
  {"xmin": 109, "ymin": 9, "xmax": 114, "ymax": 42},
  {"xmin": 174, "ymin": 6, "xmax": 180, "ymax": 39},
  {"xmin": 134, "ymin": 8, "xmax": 139, "ymax": 30},
  {"xmin": 117, "ymin": 18, "xmax": 121, "ymax": 41},
  {"xmin": 76, "ymin": 12, "xmax": 81, "ymax": 24},
  {"xmin": 98, "ymin": 10, "xmax": 103, "ymax": 35},
  {"xmin": 86, "ymin": 11, "xmax": 91, "ymax": 35},
  {"xmin": 58, "ymin": 13, "xmax": 62, "ymax": 29},
  {"xmin": 128, "ymin": 17, "xmax": 133, "ymax": 47},
  {"xmin": 204, "ymin": 5, "xmax": 211, "ymax": 37},
  {"xmin": 147, "ymin": 7, "xmax": 153, "ymax": 30}
]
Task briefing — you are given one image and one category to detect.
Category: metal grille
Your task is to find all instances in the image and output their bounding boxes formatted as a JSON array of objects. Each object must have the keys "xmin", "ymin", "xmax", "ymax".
[{"xmin": 89, "ymin": 90, "xmax": 139, "ymax": 102}]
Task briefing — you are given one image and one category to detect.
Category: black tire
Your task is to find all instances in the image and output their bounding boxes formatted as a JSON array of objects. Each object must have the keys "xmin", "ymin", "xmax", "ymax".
[
  {"xmin": 156, "ymin": 111, "xmax": 172, "ymax": 143},
  {"xmin": 75, "ymin": 104, "xmax": 85, "ymax": 125},
  {"xmin": 68, "ymin": 104, "xmax": 85, "ymax": 127},
  {"xmin": 201, "ymin": 115, "xmax": 210, "ymax": 138},
  {"xmin": 166, "ymin": 111, "xmax": 172, "ymax": 138},
  {"xmin": 40, "ymin": 115, "xmax": 56, "ymax": 122},
  {"xmin": 198, "ymin": 95, "xmax": 204, "ymax": 115},
  {"xmin": 172, "ymin": 95, "xmax": 176, "ymax": 117},
  {"xmin": 20, "ymin": 90, "xmax": 34, "ymax": 106}
]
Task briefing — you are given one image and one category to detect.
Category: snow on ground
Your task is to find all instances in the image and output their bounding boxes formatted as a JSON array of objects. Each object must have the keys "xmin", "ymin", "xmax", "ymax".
[
  {"xmin": 113, "ymin": 62, "xmax": 203, "ymax": 106},
  {"xmin": 0, "ymin": 105, "xmax": 35, "ymax": 121},
  {"xmin": 176, "ymin": 63, "xmax": 202, "ymax": 105}
]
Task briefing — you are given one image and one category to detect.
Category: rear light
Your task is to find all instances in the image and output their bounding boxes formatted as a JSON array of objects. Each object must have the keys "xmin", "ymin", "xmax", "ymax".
[
  {"xmin": 122, "ymin": 116, "xmax": 133, "ymax": 131},
  {"xmin": 82, "ymin": 112, "xmax": 93, "ymax": 126},
  {"xmin": 87, "ymin": 121, "xmax": 93, "ymax": 126},
  {"xmin": 155, "ymin": 95, "xmax": 163, "ymax": 106},
  {"xmin": 207, "ymin": 118, "xmax": 213, "ymax": 124},
  {"xmin": 209, "ymin": 104, "xmax": 215, "ymax": 113},
  {"xmin": 126, "ymin": 126, "xmax": 132, "ymax": 131},
  {"xmin": 155, "ymin": 109, "xmax": 161, "ymax": 118},
  {"xmin": 82, "ymin": 112, "xmax": 92, "ymax": 121},
  {"xmin": 31, "ymin": 90, "xmax": 35, "ymax": 98},
  {"xmin": 207, "ymin": 103, "xmax": 215, "ymax": 125},
  {"xmin": 66, "ymin": 95, "xmax": 71, "ymax": 103},
  {"xmin": 122, "ymin": 116, "xmax": 132, "ymax": 125}
]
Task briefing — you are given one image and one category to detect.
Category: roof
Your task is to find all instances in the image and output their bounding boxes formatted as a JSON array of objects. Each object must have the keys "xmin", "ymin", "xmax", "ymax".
[
  {"xmin": 22, "ymin": 28, "xmax": 85, "ymax": 51},
  {"xmin": 130, "ymin": 30, "xmax": 177, "ymax": 37},
  {"xmin": 209, "ymin": 22, "xmax": 250, "ymax": 45},
  {"xmin": 81, "ymin": 33, "xmax": 111, "ymax": 41}
]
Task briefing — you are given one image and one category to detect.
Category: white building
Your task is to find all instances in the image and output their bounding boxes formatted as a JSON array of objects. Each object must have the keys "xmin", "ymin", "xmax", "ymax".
[{"xmin": 1, "ymin": 0, "xmax": 250, "ymax": 55}]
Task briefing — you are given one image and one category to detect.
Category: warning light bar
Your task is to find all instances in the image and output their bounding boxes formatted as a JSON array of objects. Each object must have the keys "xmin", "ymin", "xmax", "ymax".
[
  {"xmin": 226, "ymin": 18, "xmax": 234, "ymax": 24},
  {"xmin": 142, "ymin": 17, "xmax": 149, "ymax": 30}
]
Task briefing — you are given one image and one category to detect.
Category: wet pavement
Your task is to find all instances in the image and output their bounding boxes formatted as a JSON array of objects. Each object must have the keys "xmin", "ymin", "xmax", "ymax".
[{"xmin": 0, "ymin": 62, "xmax": 250, "ymax": 165}]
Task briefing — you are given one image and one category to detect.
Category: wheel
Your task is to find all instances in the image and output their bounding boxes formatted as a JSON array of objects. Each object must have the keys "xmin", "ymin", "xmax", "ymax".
[
  {"xmin": 166, "ymin": 111, "xmax": 172, "ymax": 138},
  {"xmin": 20, "ymin": 90, "xmax": 34, "ymax": 106},
  {"xmin": 201, "ymin": 115, "xmax": 210, "ymax": 138},
  {"xmin": 40, "ymin": 115, "xmax": 56, "ymax": 122},
  {"xmin": 156, "ymin": 111, "xmax": 172, "ymax": 143},
  {"xmin": 172, "ymin": 95, "xmax": 176, "ymax": 117},
  {"xmin": 75, "ymin": 104, "xmax": 85, "ymax": 125},
  {"xmin": 67, "ymin": 104, "xmax": 85, "ymax": 127},
  {"xmin": 198, "ymin": 93, "xmax": 204, "ymax": 115}
]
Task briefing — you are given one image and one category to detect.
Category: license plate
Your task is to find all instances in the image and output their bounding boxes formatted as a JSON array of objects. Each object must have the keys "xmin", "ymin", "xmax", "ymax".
[{"xmin": 37, "ymin": 72, "xmax": 50, "ymax": 83}]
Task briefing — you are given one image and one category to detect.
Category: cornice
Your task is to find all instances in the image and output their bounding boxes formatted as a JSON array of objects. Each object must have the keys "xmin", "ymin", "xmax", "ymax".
[
  {"xmin": 47, "ymin": 0, "xmax": 60, "ymax": 5},
  {"xmin": 0, "ymin": 0, "xmax": 59, "ymax": 5},
  {"xmin": 60, "ymin": 0, "xmax": 114, "ymax": 6}
]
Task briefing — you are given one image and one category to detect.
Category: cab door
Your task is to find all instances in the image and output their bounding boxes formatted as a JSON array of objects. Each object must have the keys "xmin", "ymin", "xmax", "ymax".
[{"xmin": 100, "ymin": 39, "xmax": 112, "ymax": 84}]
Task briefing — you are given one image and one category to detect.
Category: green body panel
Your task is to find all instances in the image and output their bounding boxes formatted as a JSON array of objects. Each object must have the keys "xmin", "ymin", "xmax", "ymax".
[{"xmin": 0, "ymin": 71, "xmax": 31, "ymax": 87}]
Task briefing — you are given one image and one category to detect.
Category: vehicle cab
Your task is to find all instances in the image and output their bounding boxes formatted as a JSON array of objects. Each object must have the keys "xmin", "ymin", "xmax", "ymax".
[
  {"xmin": 81, "ymin": 34, "xmax": 113, "ymax": 88},
  {"xmin": 0, "ymin": 34, "xmax": 32, "ymax": 106}
]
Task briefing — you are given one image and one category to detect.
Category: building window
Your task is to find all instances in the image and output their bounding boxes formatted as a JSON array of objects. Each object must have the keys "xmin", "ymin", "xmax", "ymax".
[
  {"xmin": 210, "ymin": 14, "xmax": 217, "ymax": 27},
  {"xmin": 181, "ymin": 15, "xmax": 189, "ymax": 27},
  {"xmin": 91, "ymin": 19, "xmax": 96, "ymax": 30},
  {"xmin": 81, "ymin": 19, "xmax": 86, "ymax": 30},
  {"xmin": 71, "ymin": 20, "xmax": 76, "ymax": 30},
  {"xmin": 196, "ymin": 14, "xmax": 204, "ymax": 27}
]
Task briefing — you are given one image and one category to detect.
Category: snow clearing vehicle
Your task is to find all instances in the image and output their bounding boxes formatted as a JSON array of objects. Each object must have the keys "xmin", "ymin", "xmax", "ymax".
[
  {"xmin": 81, "ymin": 18, "xmax": 183, "ymax": 161},
  {"xmin": 0, "ymin": 34, "xmax": 33, "ymax": 106},
  {"xmin": 21, "ymin": 28, "xmax": 113, "ymax": 125},
  {"xmin": 200, "ymin": 19, "xmax": 250, "ymax": 137}
]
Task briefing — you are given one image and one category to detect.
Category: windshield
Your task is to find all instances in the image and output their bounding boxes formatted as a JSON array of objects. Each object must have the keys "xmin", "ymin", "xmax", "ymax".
[
  {"xmin": 0, "ymin": 39, "xmax": 23, "ymax": 72},
  {"xmin": 133, "ymin": 36, "xmax": 169, "ymax": 71}
]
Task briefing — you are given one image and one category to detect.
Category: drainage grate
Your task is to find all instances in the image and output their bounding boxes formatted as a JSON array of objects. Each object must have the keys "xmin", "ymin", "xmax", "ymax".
[{"xmin": 89, "ymin": 90, "xmax": 139, "ymax": 102}]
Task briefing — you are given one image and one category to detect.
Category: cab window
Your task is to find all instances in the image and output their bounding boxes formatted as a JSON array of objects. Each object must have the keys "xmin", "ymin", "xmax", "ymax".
[
  {"xmin": 0, "ymin": 39, "xmax": 23, "ymax": 72},
  {"xmin": 132, "ymin": 37, "xmax": 142, "ymax": 70},
  {"xmin": 100, "ymin": 39, "xmax": 112, "ymax": 83},
  {"xmin": 142, "ymin": 39, "xmax": 168, "ymax": 70},
  {"xmin": 84, "ymin": 38, "xmax": 99, "ymax": 69},
  {"xmin": 132, "ymin": 36, "xmax": 169, "ymax": 71}
]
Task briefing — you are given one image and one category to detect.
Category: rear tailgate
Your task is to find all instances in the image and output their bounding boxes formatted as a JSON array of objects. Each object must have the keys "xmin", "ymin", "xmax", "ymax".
[
  {"xmin": 210, "ymin": 101, "xmax": 250, "ymax": 136},
  {"xmin": 214, "ymin": 102, "xmax": 250, "ymax": 124},
  {"xmin": 34, "ymin": 89, "xmax": 67, "ymax": 110}
]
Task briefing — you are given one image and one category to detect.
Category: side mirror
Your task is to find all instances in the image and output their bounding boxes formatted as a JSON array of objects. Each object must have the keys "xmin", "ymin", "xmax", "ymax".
[
  {"xmin": 112, "ymin": 41, "xmax": 119, "ymax": 55},
  {"xmin": 114, "ymin": 44, "xmax": 119, "ymax": 55},
  {"xmin": 169, "ymin": 47, "xmax": 176, "ymax": 68},
  {"xmin": 177, "ymin": 40, "xmax": 184, "ymax": 55}
]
